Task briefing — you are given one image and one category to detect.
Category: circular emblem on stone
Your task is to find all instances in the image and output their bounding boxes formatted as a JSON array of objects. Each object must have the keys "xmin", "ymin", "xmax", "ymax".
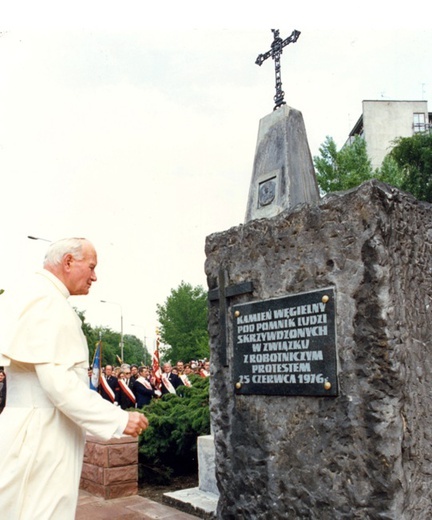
[{"xmin": 258, "ymin": 179, "xmax": 276, "ymax": 206}]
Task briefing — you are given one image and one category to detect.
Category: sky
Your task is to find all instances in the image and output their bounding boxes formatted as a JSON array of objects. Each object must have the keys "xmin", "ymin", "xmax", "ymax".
[{"xmin": 1, "ymin": 1, "xmax": 431, "ymax": 352}]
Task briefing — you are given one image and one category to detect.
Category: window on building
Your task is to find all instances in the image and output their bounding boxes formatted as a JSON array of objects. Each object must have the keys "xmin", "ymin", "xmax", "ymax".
[{"xmin": 413, "ymin": 112, "xmax": 426, "ymax": 133}]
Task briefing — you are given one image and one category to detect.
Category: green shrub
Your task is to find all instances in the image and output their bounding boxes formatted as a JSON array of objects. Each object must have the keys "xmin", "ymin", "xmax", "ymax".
[{"xmin": 138, "ymin": 375, "xmax": 210, "ymax": 484}]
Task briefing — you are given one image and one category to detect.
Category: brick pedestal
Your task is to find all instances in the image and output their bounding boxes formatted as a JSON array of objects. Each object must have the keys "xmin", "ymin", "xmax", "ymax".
[{"xmin": 80, "ymin": 434, "xmax": 139, "ymax": 500}]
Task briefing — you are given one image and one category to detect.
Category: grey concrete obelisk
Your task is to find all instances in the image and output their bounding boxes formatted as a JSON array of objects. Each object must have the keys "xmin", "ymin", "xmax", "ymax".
[{"xmin": 245, "ymin": 104, "xmax": 320, "ymax": 222}]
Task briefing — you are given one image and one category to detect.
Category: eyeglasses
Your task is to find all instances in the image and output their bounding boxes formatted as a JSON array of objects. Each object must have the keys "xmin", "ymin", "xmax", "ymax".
[{"xmin": 125, "ymin": 372, "xmax": 131, "ymax": 375}]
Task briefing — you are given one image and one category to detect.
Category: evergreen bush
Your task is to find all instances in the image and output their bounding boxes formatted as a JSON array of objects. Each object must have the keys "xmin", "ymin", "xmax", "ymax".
[{"xmin": 138, "ymin": 375, "xmax": 210, "ymax": 484}]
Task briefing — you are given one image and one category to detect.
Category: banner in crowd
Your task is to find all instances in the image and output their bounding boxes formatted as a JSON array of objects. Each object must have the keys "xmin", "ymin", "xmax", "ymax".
[
  {"xmin": 152, "ymin": 337, "xmax": 162, "ymax": 391},
  {"xmin": 90, "ymin": 341, "xmax": 102, "ymax": 391}
]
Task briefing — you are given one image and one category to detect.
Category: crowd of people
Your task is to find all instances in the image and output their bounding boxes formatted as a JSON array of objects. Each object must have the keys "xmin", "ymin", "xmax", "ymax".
[
  {"xmin": 91, "ymin": 358, "xmax": 210, "ymax": 410},
  {"xmin": 0, "ymin": 358, "xmax": 211, "ymax": 415}
]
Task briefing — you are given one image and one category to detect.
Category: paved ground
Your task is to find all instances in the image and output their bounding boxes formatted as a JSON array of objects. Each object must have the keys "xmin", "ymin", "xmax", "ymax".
[{"xmin": 76, "ymin": 490, "xmax": 202, "ymax": 520}]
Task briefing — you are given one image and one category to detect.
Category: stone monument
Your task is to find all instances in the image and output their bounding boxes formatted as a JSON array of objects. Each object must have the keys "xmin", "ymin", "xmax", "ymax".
[
  {"xmin": 206, "ymin": 181, "xmax": 432, "ymax": 518},
  {"xmin": 203, "ymin": 27, "xmax": 432, "ymax": 520}
]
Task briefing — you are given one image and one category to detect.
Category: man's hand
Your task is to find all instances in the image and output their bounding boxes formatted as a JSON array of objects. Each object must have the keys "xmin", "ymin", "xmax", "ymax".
[{"xmin": 123, "ymin": 411, "xmax": 149, "ymax": 437}]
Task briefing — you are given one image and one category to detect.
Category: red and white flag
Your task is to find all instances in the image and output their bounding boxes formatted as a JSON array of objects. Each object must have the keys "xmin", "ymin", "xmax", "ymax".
[{"xmin": 152, "ymin": 337, "xmax": 162, "ymax": 392}]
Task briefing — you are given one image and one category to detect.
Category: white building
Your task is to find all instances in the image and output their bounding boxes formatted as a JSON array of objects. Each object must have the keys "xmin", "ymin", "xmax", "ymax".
[{"xmin": 347, "ymin": 100, "xmax": 432, "ymax": 169}]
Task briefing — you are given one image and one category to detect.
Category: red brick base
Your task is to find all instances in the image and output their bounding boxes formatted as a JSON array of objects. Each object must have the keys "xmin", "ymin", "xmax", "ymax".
[{"xmin": 80, "ymin": 434, "xmax": 139, "ymax": 500}]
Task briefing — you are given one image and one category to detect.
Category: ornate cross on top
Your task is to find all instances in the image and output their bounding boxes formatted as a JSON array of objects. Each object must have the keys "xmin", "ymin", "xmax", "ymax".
[{"xmin": 256, "ymin": 28, "xmax": 301, "ymax": 111}]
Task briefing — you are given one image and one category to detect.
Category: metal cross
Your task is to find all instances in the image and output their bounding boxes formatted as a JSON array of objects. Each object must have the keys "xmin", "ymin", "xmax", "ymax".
[
  {"xmin": 208, "ymin": 270, "xmax": 254, "ymax": 367},
  {"xmin": 256, "ymin": 28, "xmax": 301, "ymax": 111}
]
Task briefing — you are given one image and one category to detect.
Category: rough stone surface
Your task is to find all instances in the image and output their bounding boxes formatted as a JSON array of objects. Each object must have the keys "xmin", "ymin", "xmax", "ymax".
[{"xmin": 205, "ymin": 181, "xmax": 432, "ymax": 519}]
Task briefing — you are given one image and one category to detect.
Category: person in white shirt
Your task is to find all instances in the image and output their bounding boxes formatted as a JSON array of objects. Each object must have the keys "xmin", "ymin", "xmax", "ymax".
[{"xmin": 0, "ymin": 237, "xmax": 148, "ymax": 520}]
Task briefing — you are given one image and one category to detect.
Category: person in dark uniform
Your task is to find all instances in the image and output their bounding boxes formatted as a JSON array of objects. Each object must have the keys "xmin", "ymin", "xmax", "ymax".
[
  {"xmin": 118, "ymin": 366, "xmax": 136, "ymax": 409},
  {"xmin": 130, "ymin": 364, "xmax": 139, "ymax": 381},
  {"xmin": 134, "ymin": 366, "xmax": 160, "ymax": 407},
  {"xmin": 160, "ymin": 362, "xmax": 183, "ymax": 395},
  {"xmin": 99, "ymin": 364, "xmax": 120, "ymax": 405}
]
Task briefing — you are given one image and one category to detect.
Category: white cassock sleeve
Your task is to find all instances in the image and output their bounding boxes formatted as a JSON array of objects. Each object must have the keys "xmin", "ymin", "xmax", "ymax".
[{"xmin": 35, "ymin": 363, "xmax": 129, "ymax": 439}]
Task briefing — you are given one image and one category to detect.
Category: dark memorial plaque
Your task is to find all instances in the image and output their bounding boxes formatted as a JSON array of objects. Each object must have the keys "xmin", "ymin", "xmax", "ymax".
[{"xmin": 233, "ymin": 287, "xmax": 338, "ymax": 397}]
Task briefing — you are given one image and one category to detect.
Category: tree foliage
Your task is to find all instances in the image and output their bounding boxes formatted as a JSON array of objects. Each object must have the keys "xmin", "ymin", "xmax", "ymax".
[
  {"xmin": 377, "ymin": 154, "xmax": 405, "ymax": 188},
  {"xmin": 314, "ymin": 135, "xmax": 374, "ymax": 193},
  {"xmin": 138, "ymin": 375, "xmax": 210, "ymax": 483},
  {"xmin": 314, "ymin": 132, "xmax": 432, "ymax": 203},
  {"xmin": 156, "ymin": 281, "xmax": 209, "ymax": 363},
  {"xmin": 76, "ymin": 279, "xmax": 210, "ymax": 367},
  {"xmin": 77, "ymin": 310, "xmax": 150, "ymax": 367},
  {"xmin": 389, "ymin": 132, "xmax": 432, "ymax": 202}
]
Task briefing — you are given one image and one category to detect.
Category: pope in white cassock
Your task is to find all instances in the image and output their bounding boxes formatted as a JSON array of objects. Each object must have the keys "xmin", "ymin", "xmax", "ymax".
[{"xmin": 0, "ymin": 237, "xmax": 149, "ymax": 520}]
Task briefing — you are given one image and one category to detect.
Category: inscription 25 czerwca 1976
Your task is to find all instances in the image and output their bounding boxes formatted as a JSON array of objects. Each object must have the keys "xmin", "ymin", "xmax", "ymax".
[{"xmin": 232, "ymin": 287, "xmax": 338, "ymax": 397}]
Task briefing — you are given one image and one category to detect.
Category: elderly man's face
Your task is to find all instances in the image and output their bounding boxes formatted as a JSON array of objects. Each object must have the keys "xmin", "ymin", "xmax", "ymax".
[{"xmin": 67, "ymin": 241, "xmax": 98, "ymax": 295}]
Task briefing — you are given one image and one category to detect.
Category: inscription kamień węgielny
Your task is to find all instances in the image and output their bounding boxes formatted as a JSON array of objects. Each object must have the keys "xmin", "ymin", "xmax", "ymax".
[{"xmin": 233, "ymin": 287, "xmax": 338, "ymax": 397}]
